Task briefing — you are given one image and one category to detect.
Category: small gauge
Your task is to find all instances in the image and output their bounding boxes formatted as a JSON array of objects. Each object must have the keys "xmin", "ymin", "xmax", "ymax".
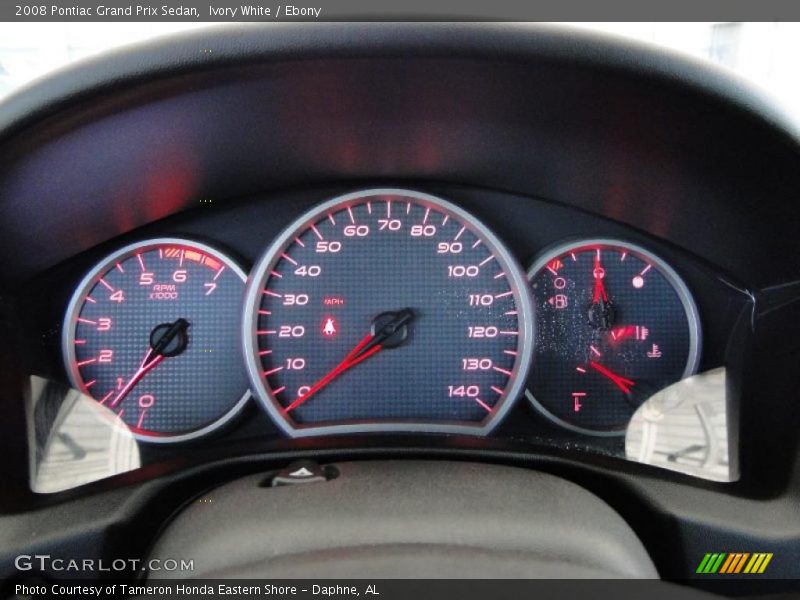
[
  {"xmin": 525, "ymin": 239, "xmax": 701, "ymax": 436},
  {"xmin": 63, "ymin": 238, "xmax": 250, "ymax": 443}
]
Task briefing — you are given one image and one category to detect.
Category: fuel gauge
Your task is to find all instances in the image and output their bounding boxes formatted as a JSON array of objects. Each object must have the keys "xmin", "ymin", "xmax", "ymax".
[{"xmin": 525, "ymin": 239, "xmax": 701, "ymax": 436}]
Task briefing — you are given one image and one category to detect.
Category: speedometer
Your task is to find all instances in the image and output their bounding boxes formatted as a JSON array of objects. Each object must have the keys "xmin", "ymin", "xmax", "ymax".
[{"xmin": 243, "ymin": 189, "xmax": 534, "ymax": 437}]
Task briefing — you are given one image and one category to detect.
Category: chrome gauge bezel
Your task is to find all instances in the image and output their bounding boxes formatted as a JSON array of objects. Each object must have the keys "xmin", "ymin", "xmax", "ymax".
[
  {"xmin": 242, "ymin": 188, "xmax": 535, "ymax": 438},
  {"xmin": 524, "ymin": 238, "xmax": 702, "ymax": 437},
  {"xmin": 62, "ymin": 237, "xmax": 251, "ymax": 444}
]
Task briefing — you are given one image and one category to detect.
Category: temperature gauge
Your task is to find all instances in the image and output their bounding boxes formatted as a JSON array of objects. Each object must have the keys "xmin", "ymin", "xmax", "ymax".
[{"xmin": 525, "ymin": 239, "xmax": 701, "ymax": 436}]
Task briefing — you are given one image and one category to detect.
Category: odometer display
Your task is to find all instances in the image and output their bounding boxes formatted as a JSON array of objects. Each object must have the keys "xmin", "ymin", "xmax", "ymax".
[
  {"xmin": 63, "ymin": 238, "xmax": 250, "ymax": 443},
  {"xmin": 243, "ymin": 189, "xmax": 534, "ymax": 436}
]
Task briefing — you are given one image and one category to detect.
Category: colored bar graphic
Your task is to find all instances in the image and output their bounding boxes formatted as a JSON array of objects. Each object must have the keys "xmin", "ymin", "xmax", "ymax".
[
  {"xmin": 698, "ymin": 552, "xmax": 773, "ymax": 575},
  {"xmin": 719, "ymin": 553, "xmax": 749, "ymax": 573}
]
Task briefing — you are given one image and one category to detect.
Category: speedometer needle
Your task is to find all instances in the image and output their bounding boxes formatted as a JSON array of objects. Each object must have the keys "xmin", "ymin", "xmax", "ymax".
[
  {"xmin": 283, "ymin": 308, "xmax": 415, "ymax": 414},
  {"xmin": 589, "ymin": 361, "xmax": 635, "ymax": 395}
]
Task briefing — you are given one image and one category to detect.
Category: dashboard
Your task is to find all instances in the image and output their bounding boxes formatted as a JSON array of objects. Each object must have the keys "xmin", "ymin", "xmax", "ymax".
[{"xmin": 0, "ymin": 22, "xmax": 799, "ymax": 591}]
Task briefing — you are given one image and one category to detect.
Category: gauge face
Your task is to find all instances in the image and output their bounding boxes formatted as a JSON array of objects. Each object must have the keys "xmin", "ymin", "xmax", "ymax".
[
  {"xmin": 63, "ymin": 238, "xmax": 250, "ymax": 443},
  {"xmin": 243, "ymin": 189, "xmax": 534, "ymax": 437},
  {"xmin": 525, "ymin": 239, "xmax": 701, "ymax": 436}
]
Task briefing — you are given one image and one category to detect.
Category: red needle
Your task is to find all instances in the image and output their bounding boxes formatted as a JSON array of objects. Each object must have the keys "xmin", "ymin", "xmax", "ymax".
[
  {"xmin": 592, "ymin": 250, "xmax": 608, "ymax": 303},
  {"xmin": 589, "ymin": 361, "xmax": 635, "ymax": 394},
  {"xmin": 282, "ymin": 333, "xmax": 383, "ymax": 414},
  {"xmin": 108, "ymin": 348, "xmax": 165, "ymax": 408}
]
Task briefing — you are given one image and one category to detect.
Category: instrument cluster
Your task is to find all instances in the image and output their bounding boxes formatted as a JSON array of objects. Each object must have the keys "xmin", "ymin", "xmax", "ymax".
[{"xmin": 58, "ymin": 188, "xmax": 716, "ymax": 444}]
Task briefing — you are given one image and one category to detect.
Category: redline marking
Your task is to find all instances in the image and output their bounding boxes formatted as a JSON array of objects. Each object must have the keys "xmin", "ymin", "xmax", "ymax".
[
  {"xmin": 115, "ymin": 262, "xmax": 124, "ymax": 273},
  {"xmin": 423, "ymin": 207, "xmax": 430, "ymax": 224},
  {"xmin": 571, "ymin": 252, "xmax": 577, "ymax": 261},
  {"xmin": 213, "ymin": 266, "xmax": 226, "ymax": 281},
  {"xmin": 494, "ymin": 290, "xmax": 513, "ymax": 298},
  {"xmin": 472, "ymin": 239, "xmax": 481, "ymax": 249},
  {"xmin": 258, "ymin": 310, "xmax": 272, "ymax": 315},
  {"xmin": 263, "ymin": 290, "xmax": 283, "ymax": 298},
  {"xmin": 347, "ymin": 206, "xmax": 356, "ymax": 223},
  {"xmin": 257, "ymin": 330, "xmax": 277, "ymax": 335},
  {"xmin": 454, "ymin": 226, "xmax": 466, "ymax": 241},
  {"xmin": 479, "ymin": 255, "xmax": 495, "ymax": 266},
  {"xmin": 640, "ymin": 264, "xmax": 652, "ymax": 275},
  {"xmin": 310, "ymin": 224, "xmax": 324, "ymax": 240},
  {"xmin": 499, "ymin": 330, "xmax": 518, "ymax": 336},
  {"xmin": 491, "ymin": 385, "xmax": 505, "ymax": 395},
  {"xmin": 493, "ymin": 272, "xmax": 506, "ymax": 279},
  {"xmin": 272, "ymin": 386, "xmax": 286, "ymax": 395},
  {"xmin": 270, "ymin": 270, "xmax": 283, "ymax": 279},
  {"xmin": 620, "ymin": 252, "xmax": 627, "ymax": 261},
  {"xmin": 367, "ymin": 201, "xmax": 372, "ymax": 214},
  {"xmin": 77, "ymin": 317, "xmax": 97, "ymax": 325},
  {"xmin": 281, "ymin": 253, "xmax": 298, "ymax": 266},
  {"xmin": 137, "ymin": 254, "xmax": 146, "ymax": 271},
  {"xmin": 76, "ymin": 357, "xmax": 97, "ymax": 367},
  {"xmin": 258, "ymin": 349, "xmax": 273, "ymax": 356},
  {"xmin": 204, "ymin": 256, "xmax": 221, "ymax": 271},
  {"xmin": 99, "ymin": 390, "xmax": 114, "ymax": 405},
  {"xmin": 504, "ymin": 310, "xmax": 518, "ymax": 316},
  {"xmin": 264, "ymin": 366, "xmax": 284, "ymax": 376},
  {"xmin": 98, "ymin": 278, "xmax": 114, "ymax": 291},
  {"xmin": 590, "ymin": 345, "xmax": 602, "ymax": 357},
  {"xmin": 294, "ymin": 236, "xmax": 306, "ymax": 248},
  {"xmin": 576, "ymin": 366, "xmax": 587, "ymax": 373},
  {"xmin": 85, "ymin": 379, "xmax": 96, "ymax": 388},
  {"xmin": 493, "ymin": 366, "xmax": 513, "ymax": 376},
  {"xmin": 85, "ymin": 296, "xmax": 97, "ymax": 304},
  {"xmin": 442, "ymin": 215, "xmax": 449, "ymax": 226},
  {"xmin": 474, "ymin": 398, "xmax": 493, "ymax": 413},
  {"xmin": 328, "ymin": 213, "xmax": 336, "ymax": 226}
]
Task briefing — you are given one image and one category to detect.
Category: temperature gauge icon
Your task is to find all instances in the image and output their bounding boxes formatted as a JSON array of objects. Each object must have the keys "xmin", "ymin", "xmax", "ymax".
[{"xmin": 525, "ymin": 239, "xmax": 701, "ymax": 436}]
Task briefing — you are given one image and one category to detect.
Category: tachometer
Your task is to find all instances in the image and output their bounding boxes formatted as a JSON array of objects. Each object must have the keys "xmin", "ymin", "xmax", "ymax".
[
  {"xmin": 525, "ymin": 239, "xmax": 701, "ymax": 436},
  {"xmin": 63, "ymin": 238, "xmax": 250, "ymax": 443},
  {"xmin": 243, "ymin": 189, "xmax": 534, "ymax": 437}
]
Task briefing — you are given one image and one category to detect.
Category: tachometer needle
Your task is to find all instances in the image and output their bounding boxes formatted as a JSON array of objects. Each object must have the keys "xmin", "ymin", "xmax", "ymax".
[
  {"xmin": 108, "ymin": 318, "xmax": 190, "ymax": 409},
  {"xmin": 283, "ymin": 308, "xmax": 415, "ymax": 414},
  {"xmin": 589, "ymin": 361, "xmax": 635, "ymax": 395},
  {"xmin": 108, "ymin": 348, "xmax": 165, "ymax": 408}
]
